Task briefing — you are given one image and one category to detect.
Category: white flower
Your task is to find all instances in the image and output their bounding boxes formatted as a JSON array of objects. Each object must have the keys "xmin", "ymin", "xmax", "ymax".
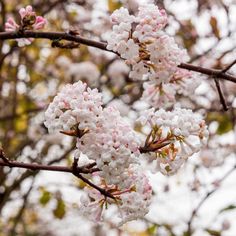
[
  {"xmin": 117, "ymin": 39, "xmax": 139, "ymax": 62},
  {"xmin": 110, "ymin": 7, "xmax": 136, "ymax": 24},
  {"xmin": 129, "ymin": 61, "xmax": 149, "ymax": 81},
  {"xmin": 44, "ymin": 81, "xmax": 103, "ymax": 133},
  {"xmin": 137, "ymin": 108, "xmax": 209, "ymax": 175},
  {"xmin": 142, "ymin": 82, "xmax": 176, "ymax": 109},
  {"xmin": 78, "ymin": 167, "xmax": 152, "ymax": 226},
  {"xmin": 133, "ymin": 4, "xmax": 168, "ymax": 42}
]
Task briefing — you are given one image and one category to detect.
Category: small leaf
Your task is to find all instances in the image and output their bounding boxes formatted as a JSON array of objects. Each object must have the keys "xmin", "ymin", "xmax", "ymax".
[
  {"xmin": 147, "ymin": 224, "xmax": 158, "ymax": 234},
  {"xmin": 108, "ymin": 0, "xmax": 122, "ymax": 12},
  {"xmin": 205, "ymin": 228, "xmax": 221, "ymax": 236},
  {"xmin": 53, "ymin": 199, "xmax": 66, "ymax": 219},
  {"xmin": 210, "ymin": 16, "xmax": 220, "ymax": 39},
  {"xmin": 39, "ymin": 188, "xmax": 51, "ymax": 206},
  {"xmin": 219, "ymin": 204, "xmax": 236, "ymax": 213}
]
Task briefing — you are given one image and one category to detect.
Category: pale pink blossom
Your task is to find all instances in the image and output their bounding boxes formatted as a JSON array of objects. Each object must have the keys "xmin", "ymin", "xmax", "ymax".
[{"xmin": 4, "ymin": 5, "xmax": 46, "ymax": 47}]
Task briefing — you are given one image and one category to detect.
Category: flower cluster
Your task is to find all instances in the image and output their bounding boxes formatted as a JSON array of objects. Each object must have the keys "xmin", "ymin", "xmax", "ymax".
[
  {"xmin": 44, "ymin": 81, "xmax": 103, "ymax": 133},
  {"xmin": 142, "ymin": 68, "xmax": 201, "ymax": 109},
  {"xmin": 107, "ymin": 4, "xmax": 187, "ymax": 83},
  {"xmin": 80, "ymin": 167, "xmax": 152, "ymax": 226},
  {"xmin": 5, "ymin": 5, "xmax": 46, "ymax": 47},
  {"xmin": 77, "ymin": 106, "xmax": 140, "ymax": 187},
  {"xmin": 138, "ymin": 108, "xmax": 209, "ymax": 175},
  {"xmin": 44, "ymin": 81, "xmax": 151, "ymax": 225},
  {"xmin": 107, "ymin": 4, "xmax": 200, "ymax": 109}
]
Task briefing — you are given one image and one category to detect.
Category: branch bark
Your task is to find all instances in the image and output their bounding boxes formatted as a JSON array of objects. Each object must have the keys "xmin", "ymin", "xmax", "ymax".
[
  {"xmin": 0, "ymin": 30, "xmax": 236, "ymax": 83},
  {"xmin": 0, "ymin": 158, "xmax": 116, "ymax": 199}
]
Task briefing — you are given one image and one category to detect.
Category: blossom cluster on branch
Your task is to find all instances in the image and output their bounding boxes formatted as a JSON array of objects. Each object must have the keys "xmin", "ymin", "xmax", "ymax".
[
  {"xmin": 5, "ymin": 5, "xmax": 46, "ymax": 46},
  {"xmin": 44, "ymin": 81, "xmax": 152, "ymax": 225},
  {"xmin": 107, "ymin": 4, "xmax": 200, "ymax": 108},
  {"xmin": 2, "ymin": 3, "xmax": 211, "ymax": 227},
  {"xmin": 44, "ymin": 80, "xmax": 208, "ymax": 224}
]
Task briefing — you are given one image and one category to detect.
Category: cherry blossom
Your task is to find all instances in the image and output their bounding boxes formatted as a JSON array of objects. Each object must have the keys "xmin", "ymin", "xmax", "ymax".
[
  {"xmin": 79, "ymin": 167, "xmax": 152, "ymax": 226},
  {"xmin": 5, "ymin": 5, "xmax": 46, "ymax": 47},
  {"xmin": 138, "ymin": 108, "xmax": 209, "ymax": 175}
]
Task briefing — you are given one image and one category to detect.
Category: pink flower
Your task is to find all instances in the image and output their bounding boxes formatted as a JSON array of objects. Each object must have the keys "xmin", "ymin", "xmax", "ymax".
[
  {"xmin": 19, "ymin": 5, "xmax": 34, "ymax": 19},
  {"xmin": 34, "ymin": 16, "xmax": 47, "ymax": 30},
  {"xmin": 4, "ymin": 5, "xmax": 46, "ymax": 47},
  {"xmin": 5, "ymin": 17, "xmax": 19, "ymax": 31}
]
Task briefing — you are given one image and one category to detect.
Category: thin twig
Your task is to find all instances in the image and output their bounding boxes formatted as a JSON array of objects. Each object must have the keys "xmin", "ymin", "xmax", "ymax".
[
  {"xmin": 222, "ymin": 59, "xmax": 236, "ymax": 73},
  {"xmin": 0, "ymin": 148, "xmax": 10, "ymax": 163},
  {"xmin": 0, "ymin": 159, "xmax": 97, "ymax": 174},
  {"xmin": 0, "ymin": 31, "xmax": 236, "ymax": 83},
  {"xmin": 72, "ymin": 158, "xmax": 115, "ymax": 199},
  {"xmin": 214, "ymin": 78, "xmax": 228, "ymax": 111},
  {"xmin": 0, "ymin": 158, "xmax": 114, "ymax": 199},
  {"xmin": 187, "ymin": 164, "xmax": 236, "ymax": 234}
]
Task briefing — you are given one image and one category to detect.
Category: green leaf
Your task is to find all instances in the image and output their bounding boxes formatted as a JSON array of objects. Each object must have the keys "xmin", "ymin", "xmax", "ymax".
[
  {"xmin": 53, "ymin": 199, "xmax": 66, "ymax": 219},
  {"xmin": 207, "ymin": 112, "xmax": 233, "ymax": 135},
  {"xmin": 205, "ymin": 228, "xmax": 221, "ymax": 236},
  {"xmin": 39, "ymin": 188, "xmax": 51, "ymax": 206},
  {"xmin": 219, "ymin": 204, "xmax": 236, "ymax": 213},
  {"xmin": 147, "ymin": 224, "xmax": 158, "ymax": 234}
]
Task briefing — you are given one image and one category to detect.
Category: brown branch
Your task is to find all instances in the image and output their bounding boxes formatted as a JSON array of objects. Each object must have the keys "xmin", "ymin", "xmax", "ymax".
[
  {"xmin": 222, "ymin": 59, "xmax": 236, "ymax": 73},
  {"xmin": 0, "ymin": 30, "xmax": 235, "ymax": 83},
  {"xmin": 0, "ymin": 158, "xmax": 115, "ymax": 199},
  {"xmin": 0, "ymin": 159, "xmax": 97, "ymax": 174},
  {"xmin": 0, "ymin": 31, "xmax": 108, "ymax": 51},
  {"xmin": 178, "ymin": 63, "xmax": 236, "ymax": 83},
  {"xmin": 214, "ymin": 78, "xmax": 228, "ymax": 111},
  {"xmin": 0, "ymin": 148, "xmax": 10, "ymax": 164},
  {"xmin": 187, "ymin": 164, "xmax": 236, "ymax": 235}
]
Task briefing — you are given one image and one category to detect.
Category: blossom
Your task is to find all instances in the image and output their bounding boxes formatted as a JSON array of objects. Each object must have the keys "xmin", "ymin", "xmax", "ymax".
[
  {"xmin": 129, "ymin": 61, "xmax": 149, "ymax": 81},
  {"xmin": 116, "ymin": 39, "xmax": 139, "ymax": 62},
  {"xmin": 5, "ymin": 5, "xmax": 46, "ymax": 47},
  {"xmin": 138, "ymin": 108, "xmax": 209, "ymax": 175},
  {"xmin": 5, "ymin": 17, "xmax": 19, "ymax": 31},
  {"xmin": 44, "ymin": 81, "xmax": 103, "ymax": 133},
  {"xmin": 133, "ymin": 4, "xmax": 168, "ymax": 42},
  {"xmin": 141, "ymin": 69, "xmax": 201, "ymax": 109},
  {"xmin": 142, "ymin": 82, "xmax": 176, "ymax": 109},
  {"xmin": 106, "ymin": 4, "xmax": 188, "ymax": 85},
  {"xmin": 110, "ymin": 7, "xmax": 136, "ymax": 24},
  {"xmin": 77, "ymin": 106, "xmax": 140, "ymax": 186},
  {"xmin": 79, "ymin": 168, "xmax": 152, "ymax": 226}
]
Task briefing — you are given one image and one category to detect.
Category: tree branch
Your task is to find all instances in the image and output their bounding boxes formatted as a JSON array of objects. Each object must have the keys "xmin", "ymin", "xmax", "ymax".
[
  {"xmin": 222, "ymin": 59, "xmax": 236, "ymax": 73},
  {"xmin": 0, "ymin": 158, "xmax": 116, "ymax": 200},
  {"xmin": 0, "ymin": 31, "xmax": 108, "ymax": 51},
  {"xmin": 178, "ymin": 63, "xmax": 236, "ymax": 83},
  {"xmin": 214, "ymin": 78, "xmax": 228, "ymax": 111},
  {"xmin": 0, "ymin": 30, "xmax": 236, "ymax": 83},
  {"xmin": 186, "ymin": 164, "xmax": 236, "ymax": 235},
  {"xmin": 0, "ymin": 159, "xmax": 98, "ymax": 174}
]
